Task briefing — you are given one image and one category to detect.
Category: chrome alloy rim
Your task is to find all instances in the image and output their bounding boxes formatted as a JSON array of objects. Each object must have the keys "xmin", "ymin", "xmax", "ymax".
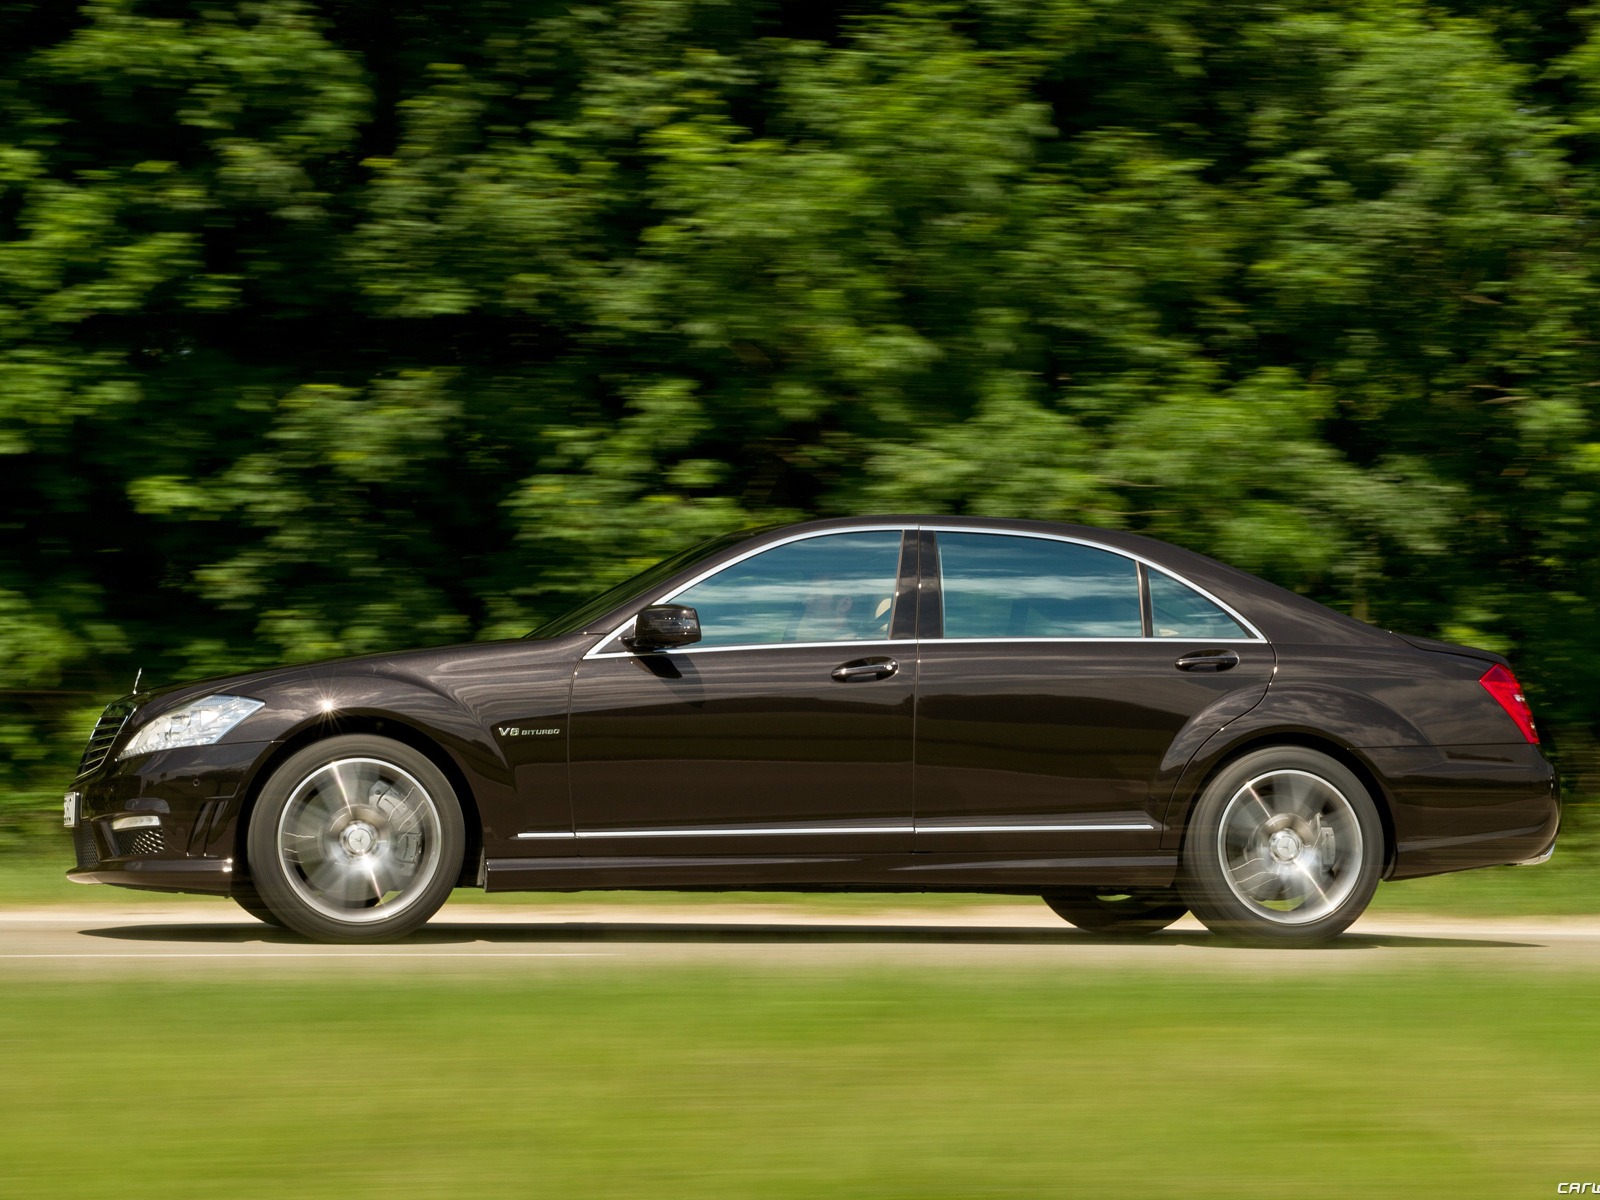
[
  {"xmin": 276, "ymin": 757, "xmax": 443, "ymax": 924},
  {"xmin": 1215, "ymin": 769, "xmax": 1363, "ymax": 926}
]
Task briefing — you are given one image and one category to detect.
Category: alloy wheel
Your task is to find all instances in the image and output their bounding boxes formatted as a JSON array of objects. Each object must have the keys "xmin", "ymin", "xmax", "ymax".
[
  {"xmin": 1215, "ymin": 768, "xmax": 1363, "ymax": 926},
  {"xmin": 275, "ymin": 757, "xmax": 445, "ymax": 924}
]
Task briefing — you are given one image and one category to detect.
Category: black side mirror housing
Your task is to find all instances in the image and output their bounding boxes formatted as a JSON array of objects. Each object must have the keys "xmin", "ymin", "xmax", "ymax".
[{"xmin": 625, "ymin": 604, "xmax": 702, "ymax": 650}]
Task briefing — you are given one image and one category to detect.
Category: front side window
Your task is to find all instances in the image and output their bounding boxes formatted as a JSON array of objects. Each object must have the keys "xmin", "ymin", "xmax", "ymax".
[
  {"xmin": 1148, "ymin": 570, "xmax": 1249, "ymax": 638},
  {"xmin": 669, "ymin": 531, "xmax": 905, "ymax": 648},
  {"xmin": 937, "ymin": 532, "xmax": 1142, "ymax": 638}
]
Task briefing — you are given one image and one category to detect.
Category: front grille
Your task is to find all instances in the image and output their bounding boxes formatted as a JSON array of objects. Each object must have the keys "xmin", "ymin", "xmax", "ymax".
[
  {"xmin": 77, "ymin": 698, "xmax": 137, "ymax": 777},
  {"xmin": 124, "ymin": 829, "xmax": 166, "ymax": 857},
  {"xmin": 72, "ymin": 821, "xmax": 99, "ymax": 870}
]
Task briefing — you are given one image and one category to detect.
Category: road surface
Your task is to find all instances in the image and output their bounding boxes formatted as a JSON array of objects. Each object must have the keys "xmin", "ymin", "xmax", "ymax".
[{"xmin": 2, "ymin": 901, "xmax": 1598, "ymax": 976}]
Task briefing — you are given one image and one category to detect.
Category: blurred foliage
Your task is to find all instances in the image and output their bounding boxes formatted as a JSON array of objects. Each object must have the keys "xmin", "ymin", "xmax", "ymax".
[{"xmin": 8, "ymin": 0, "xmax": 1600, "ymax": 830}]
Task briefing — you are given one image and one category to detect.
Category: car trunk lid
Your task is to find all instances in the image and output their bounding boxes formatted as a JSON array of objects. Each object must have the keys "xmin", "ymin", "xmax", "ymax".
[{"xmin": 1394, "ymin": 632, "xmax": 1510, "ymax": 668}]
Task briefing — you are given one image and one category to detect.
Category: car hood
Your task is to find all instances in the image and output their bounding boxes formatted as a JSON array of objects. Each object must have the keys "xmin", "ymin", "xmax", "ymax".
[{"xmin": 120, "ymin": 640, "xmax": 530, "ymax": 720}]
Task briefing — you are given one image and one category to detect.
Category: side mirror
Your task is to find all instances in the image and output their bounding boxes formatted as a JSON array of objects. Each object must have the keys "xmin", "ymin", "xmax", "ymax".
[{"xmin": 625, "ymin": 604, "xmax": 701, "ymax": 651}]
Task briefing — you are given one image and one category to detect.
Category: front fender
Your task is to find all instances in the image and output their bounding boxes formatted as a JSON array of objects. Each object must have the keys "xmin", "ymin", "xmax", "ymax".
[
  {"xmin": 216, "ymin": 666, "xmax": 559, "ymax": 856},
  {"xmin": 239, "ymin": 673, "xmax": 512, "ymax": 784}
]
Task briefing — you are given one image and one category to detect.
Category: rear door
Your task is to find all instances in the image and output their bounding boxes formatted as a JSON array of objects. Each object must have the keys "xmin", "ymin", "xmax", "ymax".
[{"xmin": 912, "ymin": 529, "xmax": 1274, "ymax": 854}]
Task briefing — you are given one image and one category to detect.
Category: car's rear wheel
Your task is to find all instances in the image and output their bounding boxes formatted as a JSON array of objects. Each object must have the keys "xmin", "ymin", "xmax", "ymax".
[
  {"xmin": 246, "ymin": 735, "xmax": 464, "ymax": 943},
  {"xmin": 1179, "ymin": 747, "xmax": 1384, "ymax": 947},
  {"xmin": 230, "ymin": 881, "xmax": 285, "ymax": 928},
  {"xmin": 1042, "ymin": 889, "xmax": 1188, "ymax": 935}
]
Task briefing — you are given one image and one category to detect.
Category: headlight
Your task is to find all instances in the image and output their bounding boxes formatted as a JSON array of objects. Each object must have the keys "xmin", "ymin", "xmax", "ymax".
[{"xmin": 118, "ymin": 695, "xmax": 264, "ymax": 760}]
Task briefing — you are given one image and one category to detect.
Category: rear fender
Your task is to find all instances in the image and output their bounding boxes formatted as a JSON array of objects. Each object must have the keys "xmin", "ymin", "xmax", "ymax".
[{"xmin": 1155, "ymin": 684, "xmax": 1424, "ymax": 848}]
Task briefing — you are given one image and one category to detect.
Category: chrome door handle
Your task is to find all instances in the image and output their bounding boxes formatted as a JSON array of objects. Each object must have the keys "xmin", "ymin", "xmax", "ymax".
[
  {"xmin": 831, "ymin": 657, "xmax": 899, "ymax": 682},
  {"xmin": 1175, "ymin": 649, "xmax": 1241, "ymax": 672}
]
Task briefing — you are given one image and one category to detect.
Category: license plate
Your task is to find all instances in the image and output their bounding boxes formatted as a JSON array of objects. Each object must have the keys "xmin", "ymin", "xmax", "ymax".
[{"xmin": 62, "ymin": 792, "xmax": 79, "ymax": 829}]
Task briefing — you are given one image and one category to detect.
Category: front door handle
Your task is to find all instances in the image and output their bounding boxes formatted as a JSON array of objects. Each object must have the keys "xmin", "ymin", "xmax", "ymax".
[
  {"xmin": 1175, "ymin": 649, "xmax": 1241, "ymax": 672},
  {"xmin": 832, "ymin": 657, "xmax": 899, "ymax": 683}
]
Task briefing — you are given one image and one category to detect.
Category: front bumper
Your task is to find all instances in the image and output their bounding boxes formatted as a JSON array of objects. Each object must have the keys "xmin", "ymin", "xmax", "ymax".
[{"xmin": 65, "ymin": 739, "xmax": 271, "ymax": 894}]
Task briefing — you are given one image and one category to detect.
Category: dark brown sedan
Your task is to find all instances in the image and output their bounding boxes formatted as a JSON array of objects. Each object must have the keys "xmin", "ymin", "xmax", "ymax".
[{"xmin": 63, "ymin": 517, "xmax": 1559, "ymax": 946}]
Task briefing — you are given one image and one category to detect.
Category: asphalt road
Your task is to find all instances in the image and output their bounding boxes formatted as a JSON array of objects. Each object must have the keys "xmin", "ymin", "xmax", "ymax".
[{"xmin": 2, "ymin": 902, "xmax": 1599, "ymax": 976}]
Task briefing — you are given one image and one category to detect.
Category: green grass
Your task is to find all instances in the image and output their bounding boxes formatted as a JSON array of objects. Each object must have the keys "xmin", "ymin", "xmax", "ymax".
[
  {"xmin": 1368, "ymin": 860, "xmax": 1600, "ymax": 917},
  {"xmin": 0, "ymin": 852, "xmax": 226, "ymax": 907},
  {"xmin": 1368, "ymin": 802, "xmax": 1600, "ymax": 917},
  {"xmin": 0, "ymin": 967, "xmax": 1594, "ymax": 1198}
]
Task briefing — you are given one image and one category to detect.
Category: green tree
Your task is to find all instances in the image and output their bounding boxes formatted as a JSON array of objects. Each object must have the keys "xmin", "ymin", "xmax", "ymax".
[{"xmin": 7, "ymin": 0, "xmax": 1600, "ymax": 838}]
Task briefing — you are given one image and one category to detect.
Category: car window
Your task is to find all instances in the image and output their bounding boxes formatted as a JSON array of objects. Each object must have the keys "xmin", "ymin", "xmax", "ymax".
[
  {"xmin": 938, "ymin": 532, "xmax": 1141, "ymax": 638},
  {"xmin": 669, "ymin": 531, "xmax": 905, "ymax": 648},
  {"xmin": 1147, "ymin": 569, "xmax": 1249, "ymax": 639}
]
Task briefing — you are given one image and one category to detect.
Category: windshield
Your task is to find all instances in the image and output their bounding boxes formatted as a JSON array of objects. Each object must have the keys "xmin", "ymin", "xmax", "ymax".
[{"xmin": 526, "ymin": 529, "xmax": 769, "ymax": 639}]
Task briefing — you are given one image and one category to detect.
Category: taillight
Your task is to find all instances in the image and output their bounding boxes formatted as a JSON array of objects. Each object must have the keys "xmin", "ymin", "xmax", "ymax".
[{"xmin": 1479, "ymin": 664, "xmax": 1539, "ymax": 744}]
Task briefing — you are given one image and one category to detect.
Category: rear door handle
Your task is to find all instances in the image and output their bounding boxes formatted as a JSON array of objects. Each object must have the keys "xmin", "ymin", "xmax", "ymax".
[
  {"xmin": 832, "ymin": 657, "xmax": 899, "ymax": 683},
  {"xmin": 1175, "ymin": 649, "xmax": 1241, "ymax": 672}
]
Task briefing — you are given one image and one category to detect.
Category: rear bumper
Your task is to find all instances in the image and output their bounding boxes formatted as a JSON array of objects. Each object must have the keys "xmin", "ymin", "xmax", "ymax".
[
  {"xmin": 1368, "ymin": 743, "xmax": 1561, "ymax": 879},
  {"xmin": 65, "ymin": 739, "xmax": 268, "ymax": 894},
  {"xmin": 1513, "ymin": 840, "xmax": 1557, "ymax": 867}
]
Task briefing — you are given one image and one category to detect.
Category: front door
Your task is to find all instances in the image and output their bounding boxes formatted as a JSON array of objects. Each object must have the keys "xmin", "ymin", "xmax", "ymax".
[
  {"xmin": 568, "ymin": 528, "xmax": 918, "ymax": 858},
  {"xmin": 912, "ymin": 529, "xmax": 1274, "ymax": 854}
]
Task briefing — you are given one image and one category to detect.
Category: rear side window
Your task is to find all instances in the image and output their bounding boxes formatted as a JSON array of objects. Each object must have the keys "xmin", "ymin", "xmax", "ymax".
[
  {"xmin": 670, "ymin": 530, "xmax": 905, "ymax": 648},
  {"xmin": 937, "ymin": 533, "xmax": 1141, "ymax": 638},
  {"xmin": 1148, "ymin": 570, "xmax": 1249, "ymax": 639}
]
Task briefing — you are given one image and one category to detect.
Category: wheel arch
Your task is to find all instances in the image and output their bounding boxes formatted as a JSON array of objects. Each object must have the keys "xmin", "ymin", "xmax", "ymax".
[
  {"xmin": 231, "ymin": 715, "xmax": 485, "ymax": 889},
  {"xmin": 1167, "ymin": 731, "xmax": 1398, "ymax": 879}
]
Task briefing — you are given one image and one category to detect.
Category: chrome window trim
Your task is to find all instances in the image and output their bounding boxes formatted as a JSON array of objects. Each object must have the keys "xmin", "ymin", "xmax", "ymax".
[
  {"xmin": 587, "ymin": 638, "xmax": 900, "ymax": 661},
  {"xmin": 588, "ymin": 634, "xmax": 1259, "ymax": 660},
  {"xmin": 582, "ymin": 522, "xmax": 1266, "ymax": 661},
  {"xmin": 928, "ymin": 636, "xmax": 1262, "ymax": 646}
]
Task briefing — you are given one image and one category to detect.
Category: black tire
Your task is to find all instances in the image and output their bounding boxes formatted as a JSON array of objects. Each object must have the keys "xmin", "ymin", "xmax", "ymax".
[
  {"xmin": 1042, "ymin": 889, "xmax": 1188, "ymax": 936},
  {"xmin": 246, "ymin": 734, "xmax": 465, "ymax": 943},
  {"xmin": 1178, "ymin": 746, "xmax": 1384, "ymax": 948},
  {"xmin": 230, "ymin": 881, "xmax": 286, "ymax": 928}
]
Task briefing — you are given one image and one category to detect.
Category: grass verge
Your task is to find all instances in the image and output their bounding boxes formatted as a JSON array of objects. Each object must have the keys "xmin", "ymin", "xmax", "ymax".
[{"xmin": 0, "ymin": 966, "xmax": 1593, "ymax": 1199}]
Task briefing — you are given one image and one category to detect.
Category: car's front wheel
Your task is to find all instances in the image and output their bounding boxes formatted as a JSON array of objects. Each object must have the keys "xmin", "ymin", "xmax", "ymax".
[
  {"xmin": 1179, "ymin": 747, "xmax": 1384, "ymax": 947},
  {"xmin": 246, "ymin": 734, "xmax": 465, "ymax": 942},
  {"xmin": 1042, "ymin": 889, "xmax": 1188, "ymax": 935}
]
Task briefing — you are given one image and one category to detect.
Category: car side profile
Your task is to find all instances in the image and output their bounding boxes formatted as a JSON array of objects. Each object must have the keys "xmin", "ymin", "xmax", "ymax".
[{"xmin": 63, "ymin": 517, "xmax": 1559, "ymax": 946}]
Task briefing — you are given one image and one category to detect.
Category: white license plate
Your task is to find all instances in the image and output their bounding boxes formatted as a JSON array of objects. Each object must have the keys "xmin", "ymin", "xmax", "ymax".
[{"xmin": 62, "ymin": 792, "xmax": 79, "ymax": 829}]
